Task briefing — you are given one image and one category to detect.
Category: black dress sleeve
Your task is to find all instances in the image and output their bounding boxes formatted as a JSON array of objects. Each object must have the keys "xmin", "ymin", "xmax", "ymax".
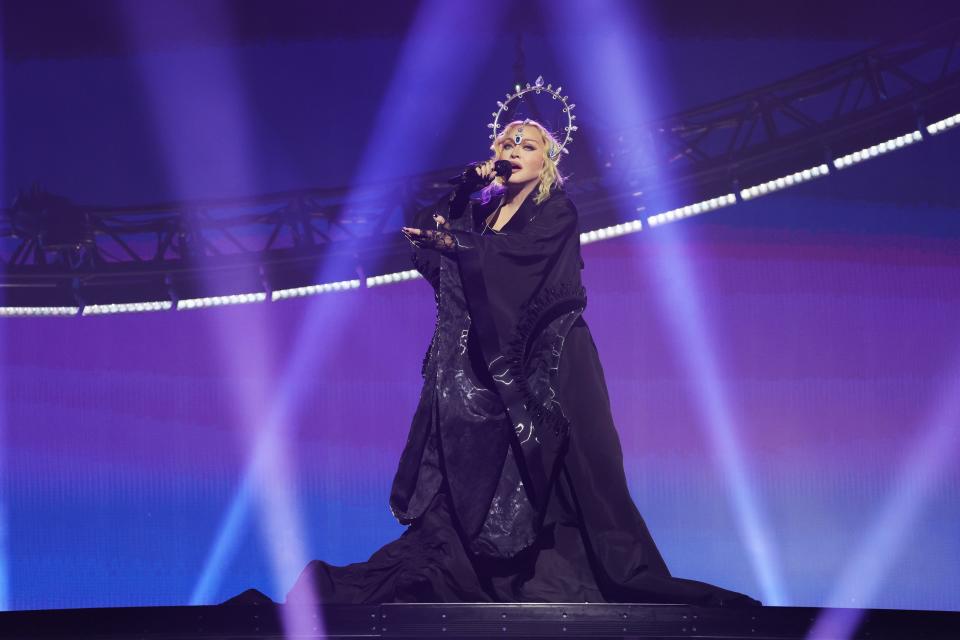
[
  {"xmin": 408, "ymin": 198, "xmax": 445, "ymax": 288},
  {"xmin": 409, "ymin": 192, "xmax": 582, "ymax": 373},
  {"xmin": 408, "ymin": 187, "xmax": 479, "ymax": 288},
  {"xmin": 410, "ymin": 194, "xmax": 577, "ymax": 262}
]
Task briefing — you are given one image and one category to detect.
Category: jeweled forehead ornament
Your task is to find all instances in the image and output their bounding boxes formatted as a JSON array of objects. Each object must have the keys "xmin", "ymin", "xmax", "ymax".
[
  {"xmin": 488, "ymin": 75, "xmax": 577, "ymax": 161},
  {"xmin": 513, "ymin": 120, "xmax": 529, "ymax": 145}
]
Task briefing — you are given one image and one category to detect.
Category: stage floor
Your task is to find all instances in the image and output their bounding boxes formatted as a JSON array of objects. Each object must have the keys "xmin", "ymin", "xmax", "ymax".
[{"xmin": 0, "ymin": 601, "xmax": 957, "ymax": 639}]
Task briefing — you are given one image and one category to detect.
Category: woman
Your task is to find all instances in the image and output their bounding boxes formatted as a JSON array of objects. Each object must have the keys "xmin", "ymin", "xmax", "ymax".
[{"xmin": 287, "ymin": 120, "xmax": 758, "ymax": 606}]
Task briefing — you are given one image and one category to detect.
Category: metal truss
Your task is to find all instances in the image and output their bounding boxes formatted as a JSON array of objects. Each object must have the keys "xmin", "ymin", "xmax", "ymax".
[
  {"xmin": 2, "ymin": 18, "xmax": 959, "ymax": 306},
  {"xmin": 603, "ymin": 16, "xmax": 960, "ymax": 195}
]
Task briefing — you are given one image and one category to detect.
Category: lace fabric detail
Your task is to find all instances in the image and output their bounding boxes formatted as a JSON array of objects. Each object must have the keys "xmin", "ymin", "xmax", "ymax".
[
  {"xmin": 409, "ymin": 229, "xmax": 461, "ymax": 252},
  {"xmin": 420, "ymin": 289, "xmax": 440, "ymax": 379}
]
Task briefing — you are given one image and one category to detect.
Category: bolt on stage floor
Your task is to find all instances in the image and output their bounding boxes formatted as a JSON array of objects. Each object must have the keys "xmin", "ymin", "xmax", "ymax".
[{"xmin": 0, "ymin": 601, "xmax": 957, "ymax": 639}]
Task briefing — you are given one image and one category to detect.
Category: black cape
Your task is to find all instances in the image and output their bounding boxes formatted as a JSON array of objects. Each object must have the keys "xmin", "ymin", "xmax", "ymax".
[{"xmin": 287, "ymin": 186, "xmax": 759, "ymax": 606}]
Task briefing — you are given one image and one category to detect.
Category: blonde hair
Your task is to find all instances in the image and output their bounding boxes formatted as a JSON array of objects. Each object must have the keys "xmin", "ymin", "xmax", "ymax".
[{"xmin": 488, "ymin": 119, "xmax": 565, "ymax": 205}]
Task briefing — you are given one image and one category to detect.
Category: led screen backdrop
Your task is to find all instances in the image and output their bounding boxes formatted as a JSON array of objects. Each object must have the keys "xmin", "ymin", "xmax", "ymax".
[{"xmin": 3, "ymin": 146, "xmax": 958, "ymax": 610}]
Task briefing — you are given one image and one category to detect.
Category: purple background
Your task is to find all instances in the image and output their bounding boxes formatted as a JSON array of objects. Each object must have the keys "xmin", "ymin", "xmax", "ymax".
[{"xmin": 2, "ymin": 0, "xmax": 959, "ymax": 613}]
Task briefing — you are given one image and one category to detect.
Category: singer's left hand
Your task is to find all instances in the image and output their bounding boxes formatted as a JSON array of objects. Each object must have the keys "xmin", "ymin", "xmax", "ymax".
[{"xmin": 401, "ymin": 227, "xmax": 427, "ymax": 247}]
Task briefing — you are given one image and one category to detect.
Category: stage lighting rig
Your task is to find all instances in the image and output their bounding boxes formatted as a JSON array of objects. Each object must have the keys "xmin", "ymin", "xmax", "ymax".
[
  {"xmin": 9, "ymin": 187, "xmax": 95, "ymax": 256},
  {"xmin": 2, "ymin": 18, "xmax": 958, "ymax": 313}
]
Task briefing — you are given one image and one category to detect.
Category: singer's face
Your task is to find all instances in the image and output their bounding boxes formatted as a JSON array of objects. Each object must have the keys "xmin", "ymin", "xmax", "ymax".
[{"xmin": 499, "ymin": 129, "xmax": 545, "ymax": 186}]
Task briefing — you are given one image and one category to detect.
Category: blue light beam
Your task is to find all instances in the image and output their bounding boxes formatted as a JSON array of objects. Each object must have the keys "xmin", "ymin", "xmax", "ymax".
[
  {"xmin": 544, "ymin": 0, "xmax": 788, "ymax": 604},
  {"xmin": 0, "ymin": 17, "xmax": 13, "ymax": 612},
  {"xmin": 808, "ymin": 350, "xmax": 960, "ymax": 639},
  {"xmin": 190, "ymin": 0, "xmax": 504, "ymax": 609},
  {"xmin": 120, "ymin": 4, "xmax": 320, "ymax": 634}
]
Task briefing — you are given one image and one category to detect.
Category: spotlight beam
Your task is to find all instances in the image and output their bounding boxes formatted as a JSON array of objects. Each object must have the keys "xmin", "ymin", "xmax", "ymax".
[
  {"xmin": 190, "ymin": 0, "xmax": 504, "ymax": 609},
  {"xmin": 808, "ymin": 352, "xmax": 960, "ymax": 639},
  {"xmin": 651, "ymin": 233, "xmax": 788, "ymax": 605},
  {"xmin": 545, "ymin": 0, "xmax": 788, "ymax": 604},
  {"xmin": 0, "ymin": 18, "xmax": 12, "ymax": 611},
  {"xmin": 120, "ymin": 4, "xmax": 320, "ymax": 634}
]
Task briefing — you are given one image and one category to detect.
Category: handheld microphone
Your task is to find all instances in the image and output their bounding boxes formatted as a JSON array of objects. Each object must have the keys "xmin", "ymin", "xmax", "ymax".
[{"xmin": 448, "ymin": 160, "xmax": 513, "ymax": 188}]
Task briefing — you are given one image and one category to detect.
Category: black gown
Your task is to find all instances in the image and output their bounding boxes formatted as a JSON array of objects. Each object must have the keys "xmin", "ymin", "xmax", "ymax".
[{"xmin": 287, "ymin": 186, "xmax": 759, "ymax": 606}]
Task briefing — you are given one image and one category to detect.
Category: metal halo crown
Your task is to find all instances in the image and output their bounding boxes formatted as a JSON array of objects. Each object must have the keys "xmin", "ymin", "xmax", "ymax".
[{"xmin": 487, "ymin": 75, "xmax": 577, "ymax": 160}]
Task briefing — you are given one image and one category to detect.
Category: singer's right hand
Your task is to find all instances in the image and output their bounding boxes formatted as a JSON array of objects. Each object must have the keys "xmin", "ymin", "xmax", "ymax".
[{"xmin": 475, "ymin": 159, "xmax": 496, "ymax": 181}]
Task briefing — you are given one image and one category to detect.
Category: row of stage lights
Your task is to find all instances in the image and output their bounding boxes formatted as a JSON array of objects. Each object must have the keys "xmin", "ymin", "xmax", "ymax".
[
  {"xmin": 2, "ymin": 113, "xmax": 958, "ymax": 317},
  {"xmin": 0, "ymin": 286, "xmax": 362, "ymax": 317}
]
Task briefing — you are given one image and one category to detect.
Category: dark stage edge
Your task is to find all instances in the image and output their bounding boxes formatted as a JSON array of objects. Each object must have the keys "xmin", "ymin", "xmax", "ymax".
[{"xmin": 1, "ymin": 601, "xmax": 958, "ymax": 639}]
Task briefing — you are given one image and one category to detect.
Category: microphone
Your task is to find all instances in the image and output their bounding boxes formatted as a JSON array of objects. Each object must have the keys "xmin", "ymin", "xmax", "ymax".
[{"xmin": 448, "ymin": 160, "xmax": 513, "ymax": 188}]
